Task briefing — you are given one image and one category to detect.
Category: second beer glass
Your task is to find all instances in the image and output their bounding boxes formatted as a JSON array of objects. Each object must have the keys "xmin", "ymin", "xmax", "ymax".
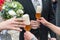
[{"xmin": 35, "ymin": 6, "xmax": 42, "ymax": 19}]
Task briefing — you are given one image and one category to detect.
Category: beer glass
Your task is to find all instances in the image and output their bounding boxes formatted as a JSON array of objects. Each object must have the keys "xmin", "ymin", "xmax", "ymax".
[
  {"xmin": 22, "ymin": 14, "xmax": 31, "ymax": 31},
  {"xmin": 35, "ymin": 6, "xmax": 42, "ymax": 19}
]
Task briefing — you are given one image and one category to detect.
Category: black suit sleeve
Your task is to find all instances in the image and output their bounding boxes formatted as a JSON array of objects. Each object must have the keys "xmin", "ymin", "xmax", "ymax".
[{"xmin": 48, "ymin": 0, "xmax": 56, "ymax": 38}]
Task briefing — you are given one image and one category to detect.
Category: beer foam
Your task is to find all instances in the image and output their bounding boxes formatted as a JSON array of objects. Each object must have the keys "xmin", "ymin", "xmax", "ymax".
[
  {"xmin": 22, "ymin": 14, "xmax": 30, "ymax": 25},
  {"xmin": 36, "ymin": 6, "xmax": 42, "ymax": 13}
]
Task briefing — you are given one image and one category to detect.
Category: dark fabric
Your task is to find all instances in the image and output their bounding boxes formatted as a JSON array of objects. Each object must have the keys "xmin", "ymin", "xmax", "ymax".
[
  {"xmin": 56, "ymin": 0, "xmax": 60, "ymax": 40},
  {"xmin": 52, "ymin": 1, "xmax": 57, "ymax": 12},
  {"xmin": 16, "ymin": 0, "xmax": 56, "ymax": 40}
]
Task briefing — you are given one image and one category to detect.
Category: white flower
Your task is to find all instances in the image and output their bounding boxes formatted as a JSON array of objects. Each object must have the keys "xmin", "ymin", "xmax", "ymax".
[
  {"xmin": 12, "ymin": 3, "xmax": 17, "ymax": 8},
  {"xmin": 8, "ymin": 10, "xmax": 16, "ymax": 16},
  {"xmin": 2, "ymin": 6, "xmax": 6, "ymax": 9},
  {"xmin": 16, "ymin": 9, "xmax": 24, "ymax": 14}
]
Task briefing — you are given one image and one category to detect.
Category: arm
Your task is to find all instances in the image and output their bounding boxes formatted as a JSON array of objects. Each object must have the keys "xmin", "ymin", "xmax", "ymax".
[
  {"xmin": 46, "ymin": 21, "xmax": 60, "ymax": 35},
  {"xmin": 48, "ymin": 0, "xmax": 56, "ymax": 38},
  {"xmin": 37, "ymin": 17, "xmax": 60, "ymax": 35}
]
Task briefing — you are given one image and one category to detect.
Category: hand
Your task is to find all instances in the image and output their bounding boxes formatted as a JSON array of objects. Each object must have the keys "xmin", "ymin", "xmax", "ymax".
[
  {"xmin": 24, "ymin": 31, "xmax": 37, "ymax": 40},
  {"xmin": 30, "ymin": 20, "xmax": 40, "ymax": 29},
  {"xmin": 48, "ymin": 38, "xmax": 56, "ymax": 40},
  {"xmin": 0, "ymin": 17, "xmax": 25, "ymax": 31},
  {"xmin": 37, "ymin": 17, "xmax": 49, "ymax": 26},
  {"xmin": 52, "ymin": 0, "xmax": 56, "ymax": 2}
]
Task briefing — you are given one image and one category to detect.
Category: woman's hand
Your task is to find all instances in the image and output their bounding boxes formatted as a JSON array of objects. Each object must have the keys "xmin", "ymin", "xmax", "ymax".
[
  {"xmin": 0, "ymin": 17, "xmax": 25, "ymax": 31},
  {"xmin": 30, "ymin": 20, "xmax": 40, "ymax": 29},
  {"xmin": 37, "ymin": 17, "xmax": 49, "ymax": 26}
]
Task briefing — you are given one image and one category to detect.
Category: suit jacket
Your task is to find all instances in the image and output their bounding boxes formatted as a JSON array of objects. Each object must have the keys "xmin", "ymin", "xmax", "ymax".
[
  {"xmin": 16, "ymin": 0, "xmax": 56, "ymax": 40},
  {"xmin": 56, "ymin": 0, "xmax": 60, "ymax": 40},
  {"xmin": 56, "ymin": 0, "xmax": 60, "ymax": 26}
]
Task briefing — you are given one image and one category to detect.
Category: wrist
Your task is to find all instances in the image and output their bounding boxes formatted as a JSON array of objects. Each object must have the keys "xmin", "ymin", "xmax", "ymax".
[
  {"xmin": 45, "ymin": 22, "xmax": 53, "ymax": 28},
  {"xmin": 0, "ymin": 26, "xmax": 3, "ymax": 31},
  {"xmin": 0, "ymin": 22, "xmax": 6, "ymax": 31},
  {"xmin": 44, "ymin": 22, "xmax": 51, "ymax": 27}
]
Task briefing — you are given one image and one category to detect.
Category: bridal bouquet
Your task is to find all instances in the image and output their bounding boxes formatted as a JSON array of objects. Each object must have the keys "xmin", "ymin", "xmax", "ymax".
[
  {"xmin": 0, "ymin": 0, "xmax": 24, "ymax": 37},
  {"xmin": 0, "ymin": 1, "xmax": 24, "ymax": 19}
]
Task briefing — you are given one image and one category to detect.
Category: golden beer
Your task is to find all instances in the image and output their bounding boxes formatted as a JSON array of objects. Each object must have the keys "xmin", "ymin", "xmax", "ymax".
[
  {"xmin": 36, "ymin": 6, "xmax": 42, "ymax": 19},
  {"xmin": 22, "ymin": 14, "xmax": 31, "ymax": 31},
  {"xmin": 35, "ymin": 13, "xmax": 41, "ymax": 19},
  {"xmin": 24, "ymin": 25, "xmax": 31, "ymax": 31}
]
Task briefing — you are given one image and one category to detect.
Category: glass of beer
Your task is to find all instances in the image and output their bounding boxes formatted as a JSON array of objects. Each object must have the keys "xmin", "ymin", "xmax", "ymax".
[
  {"xmin": 22, "ymin": 14, "xmax": 31, "ymax": 31},
  {"xmin": 24, "ymin": 25, "xmax": 31, "ymax": 31},
  {"xmin": 35, "ymin": 6, "xmax": 42, "ymax": 19}
]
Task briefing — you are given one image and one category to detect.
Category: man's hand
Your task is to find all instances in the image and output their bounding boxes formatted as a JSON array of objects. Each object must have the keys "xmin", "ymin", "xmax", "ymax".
[
  {"xmin": 30, "ymin": 20, "xmax": 40, "ymax": 29},
  {"xmin": 24, "ymin": 31, "xmax": 37, "ymax": 40},
  {"xmin": 0, "ymin": 17, "xmax": 25, "ymax": 31}
]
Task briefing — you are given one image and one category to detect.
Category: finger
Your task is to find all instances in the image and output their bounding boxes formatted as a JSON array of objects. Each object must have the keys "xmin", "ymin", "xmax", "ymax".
[
  {"xmin": 12, "ymin": 25, "xmax": 25, "ymax": 28},
  {"xmin": 31, "ymin": 21, "xmax": 37, "ymax": 23},
  {"xmin": 31, "ymin": 22, "xmax": 39, "ymax": 25},
  {"xmin": 31, "ymin": 25, "xmax": 39, "ymax": 27},
  {"xmin": 37, "ymin": 19, "xmax": 40, "ymax": 22},
  {"xmin": 31, "ymin": 21, "xmax": 39, "ymax": 24},
  {"xmin": 11, "ymin": 22, "xmax": 25, "ymax": 25},
  {"xmin": 37, "ymin": 18, "xmax": 44, "ymax": 23},
  {"xmin": 14, "ymin": 18, "xmax": 24, "ymax": 22},
  {"xmin": 40, "ymin": 17, "xmax": 46, "ymax": 20},
  {"xmin": 12, "ymin": 27, "xmax": 22, "ymax": 31},
  {"xmin": 37, "ymin": 17, "xmax": 43, "ymax": 20}
]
